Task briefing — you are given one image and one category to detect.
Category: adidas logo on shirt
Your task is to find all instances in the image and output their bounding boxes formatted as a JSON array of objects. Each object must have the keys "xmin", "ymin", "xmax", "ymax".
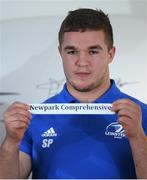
[{"xmin": 41, "ymin": 127, "xmax": 57, "ymax": 137}]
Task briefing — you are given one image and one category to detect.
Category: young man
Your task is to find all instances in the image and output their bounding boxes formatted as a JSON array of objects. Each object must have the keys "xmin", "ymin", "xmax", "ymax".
[{"xmin": 0, "ymin": 8, "xmax": 147, "ymax": 179}]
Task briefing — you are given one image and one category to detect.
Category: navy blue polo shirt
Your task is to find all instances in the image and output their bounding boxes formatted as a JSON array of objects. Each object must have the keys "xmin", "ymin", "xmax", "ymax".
[{"xmin": 20, "ymin": 80, "xmax": 147, "ymax": 179}]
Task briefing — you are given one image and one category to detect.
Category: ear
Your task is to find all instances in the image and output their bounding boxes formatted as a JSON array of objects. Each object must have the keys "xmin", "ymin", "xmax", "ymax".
[{"xmin": 108, "ymin": 46, "xmax": 116, "ymax": 63}]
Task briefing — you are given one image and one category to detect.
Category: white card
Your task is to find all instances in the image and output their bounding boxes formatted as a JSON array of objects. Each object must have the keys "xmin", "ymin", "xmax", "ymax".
[{"xmin": 29, "ymin": 103, "xmax": 115, "ymax": 115}]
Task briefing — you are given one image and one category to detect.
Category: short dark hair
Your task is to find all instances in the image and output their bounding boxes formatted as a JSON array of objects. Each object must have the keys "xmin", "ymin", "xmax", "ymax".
[{"xmin": 58, "ymin": 8, "xmax": 113, "ymax": 50}]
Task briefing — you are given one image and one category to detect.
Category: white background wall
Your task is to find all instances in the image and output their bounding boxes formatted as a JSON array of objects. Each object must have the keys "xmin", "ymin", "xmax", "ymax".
[{"xmin": 0, "ymin": 0, "xmax": 147, "ymax": 143}]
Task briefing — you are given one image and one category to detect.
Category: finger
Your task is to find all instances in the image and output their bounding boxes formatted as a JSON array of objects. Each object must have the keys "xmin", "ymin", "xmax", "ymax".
[
  {"xmin": 4, "ymin": 107, "xmax": 32, "ymax": 120},
  {"xmin": 118, "ymin": 116, "xmax": 132, "ymax": 125},
  {"xmin": 6, "ymin": 121, "xmax": 28, "ymax": 130},
  {"xmin": 9, "ymin": 120, "xmax": 29, "ymax": 129},
  {"xmin": 117, "ymin": 108, "xmax": 140, "ymax": 121},
  {"xmin": 112, "ymin": 99, "xmax": 140, "ymax": 114},
  {"xmin": 112, "ymin": 99, "xmax": 138, "ymax": 109},
  {"xmin": 7, "ymin": 101, "xmax": 30, "ymax": 111},
  {"xmin": 5, "ymin": 114, "xmax": 31, "ymax": 126}
]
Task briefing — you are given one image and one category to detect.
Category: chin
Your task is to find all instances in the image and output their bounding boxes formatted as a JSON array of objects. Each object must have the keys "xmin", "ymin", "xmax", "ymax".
[
  {"xmin": 67, "ymin": 78, "xmax": 96, "ymax": 92},
  {"xmin": 73, "ymin": 83, "xmax": 94, "ymax": 92}
]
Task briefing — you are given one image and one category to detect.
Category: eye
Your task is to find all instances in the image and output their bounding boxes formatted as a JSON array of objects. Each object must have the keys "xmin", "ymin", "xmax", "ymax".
[
  {"xmin": 89, "ymin": 50, "xmax": 99, "ymax": 55},
  {"xmin": 67, "ymin": 50, "xmax": 78, "ymax": 55}
]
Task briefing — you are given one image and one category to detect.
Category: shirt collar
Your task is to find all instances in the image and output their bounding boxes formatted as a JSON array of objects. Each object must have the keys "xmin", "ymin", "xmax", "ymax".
[
  {"xmin": 57, "ymin": 84, "xmax": 77, "ymax": 103},
  {"xmin": 94, "ymin": 79, "xmax": 121, "ymax": 103},
  {"xmin": 58, "ymin": 79, "xmax": 121, "ymax": 103}
]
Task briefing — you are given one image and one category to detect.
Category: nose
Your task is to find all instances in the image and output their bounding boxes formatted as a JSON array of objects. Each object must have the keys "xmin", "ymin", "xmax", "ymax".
[{"xmin": 76, "ymin": 51, "xmax": 89, "ymax": 67}]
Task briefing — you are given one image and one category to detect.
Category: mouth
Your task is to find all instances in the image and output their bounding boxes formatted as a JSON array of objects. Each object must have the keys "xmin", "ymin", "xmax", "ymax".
[{"xmin": 75, "ymin": 72, "xmax": 91, "ymax": 78}]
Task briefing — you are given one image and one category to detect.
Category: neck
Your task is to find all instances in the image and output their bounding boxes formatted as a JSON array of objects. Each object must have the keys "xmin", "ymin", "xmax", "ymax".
[{"xmin": 67, "ymin": 79, "xmax": 111, "ymax": 103}]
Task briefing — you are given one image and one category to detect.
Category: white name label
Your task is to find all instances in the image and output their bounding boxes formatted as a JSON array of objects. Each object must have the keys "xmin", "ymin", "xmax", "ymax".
[{"xmin": 29, "ymin": 103, "xmax": 115, "ymax": 115}]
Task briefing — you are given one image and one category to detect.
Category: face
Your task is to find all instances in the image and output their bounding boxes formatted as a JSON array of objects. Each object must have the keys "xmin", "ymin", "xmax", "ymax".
[{"xmin": 59, "ymin": 30, "xmax": 115, "ymax": 93}]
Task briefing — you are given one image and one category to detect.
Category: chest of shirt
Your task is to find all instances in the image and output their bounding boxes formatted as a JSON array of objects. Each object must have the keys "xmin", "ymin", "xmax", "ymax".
[
  {"xmin": 31, "ymin": 114, "xmax": 128, "ymax": 155},
  {"xmin": 30, "ymin": 114, "xmax": 136, "ymax": 178}
]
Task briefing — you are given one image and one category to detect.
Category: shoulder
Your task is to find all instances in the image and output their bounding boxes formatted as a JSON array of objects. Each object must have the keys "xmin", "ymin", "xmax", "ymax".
[
  {"xmin": 43, "ymin": 93, "xmax": 60, "ymax": 103},
  {"xmin": 43, "ymin": 84, "xmax": 66, "ymax": 103},
  {"xmin": 117, "ymin": 90, "xmax": 147, "ymax": 134},
  {"xmin": 119, "ymin": 91, "xmax": 147, "ymax": 108}
]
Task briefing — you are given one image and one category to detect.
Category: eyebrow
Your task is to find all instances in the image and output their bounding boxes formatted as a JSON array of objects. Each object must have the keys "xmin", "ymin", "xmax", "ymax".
[
  {"xmin": 64, "ymin": 46, "xmax": 76, "ymax": 51},
  {"xmin": 88, "ymin": 45, "xmax": 103, "ymax": 50},
  {"xmin": 64, "ymin": 45, "xmax": 103, "ymax": 51}
]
